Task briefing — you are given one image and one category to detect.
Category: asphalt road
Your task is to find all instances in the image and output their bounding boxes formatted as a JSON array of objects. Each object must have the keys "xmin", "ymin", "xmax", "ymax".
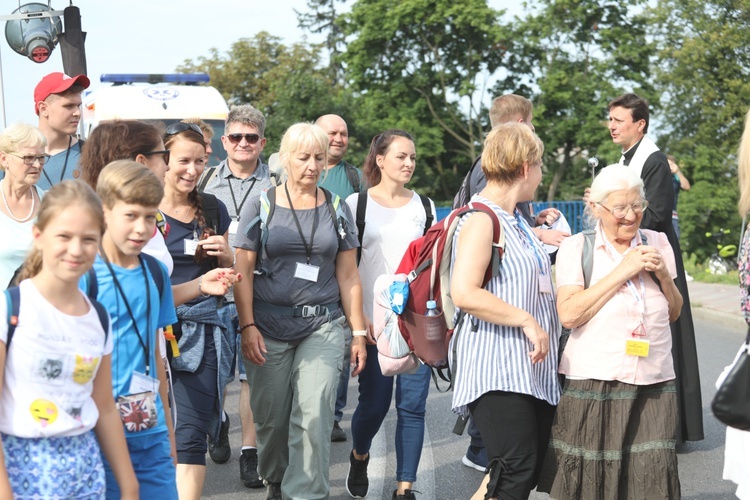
[{"xmin": 202, "ymin": 316, "xmax": 746, "ymax": 499}]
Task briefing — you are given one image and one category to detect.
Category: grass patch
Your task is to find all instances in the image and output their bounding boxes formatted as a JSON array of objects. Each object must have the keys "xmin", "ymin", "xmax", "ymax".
[{"xmin": 683, "ymin": 253, "xmax": 739, "ymax": 285}]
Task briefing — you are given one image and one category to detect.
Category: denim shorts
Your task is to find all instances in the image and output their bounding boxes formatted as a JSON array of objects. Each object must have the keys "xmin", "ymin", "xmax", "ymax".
[{"xmin": 102, "ymin": 430, "xmax": 177, "ymax": 499}]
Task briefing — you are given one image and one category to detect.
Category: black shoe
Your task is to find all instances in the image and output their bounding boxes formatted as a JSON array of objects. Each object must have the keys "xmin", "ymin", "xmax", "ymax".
[
  {"xmin": 266, "ymin": 481, "xmax": 282, "ymax": 500},
  {"xmin": 346, "ymin": 451, "xmax": 369, "ymax": 498},
  {"xmin": 331, "ymin": 421, "xmax": 347, "ymax": 442},
  {"xmin": 392, "ymin": 489, "xmax": 418, "ymax": 500},
  {"xmin": 208, "ymin": 413, "xmax": 231, "ymax": 464},
  {"xmin": 240, "ymin": 448, "xmax": 263, "ymax": 488}
]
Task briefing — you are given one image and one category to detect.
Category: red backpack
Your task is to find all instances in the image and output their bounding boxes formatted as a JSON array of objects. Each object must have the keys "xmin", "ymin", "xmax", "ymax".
[{"xmin": 394, "ymin": 201, "xmax": 505, "ymax": 369}]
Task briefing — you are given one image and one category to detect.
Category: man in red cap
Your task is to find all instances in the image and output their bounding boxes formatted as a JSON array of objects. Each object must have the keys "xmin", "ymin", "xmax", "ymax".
[{"xmin": 34, "ymin": 72, "xmax": 90, "ymax": 190}]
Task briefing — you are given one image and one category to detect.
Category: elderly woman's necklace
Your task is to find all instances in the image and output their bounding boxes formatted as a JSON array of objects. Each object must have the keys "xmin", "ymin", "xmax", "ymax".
[{"xmin": 0, "ymin": 180, "xmax": 35, "ymax": 223}]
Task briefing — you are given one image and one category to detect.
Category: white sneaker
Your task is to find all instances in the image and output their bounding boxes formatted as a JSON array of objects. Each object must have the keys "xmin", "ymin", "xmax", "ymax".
[{"xmin": 685, "ymin": 272, "xmax": 694, "ymax": 282}]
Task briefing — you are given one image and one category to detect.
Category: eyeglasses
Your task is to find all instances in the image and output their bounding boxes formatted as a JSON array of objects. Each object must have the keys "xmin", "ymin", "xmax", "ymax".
[
  {"xmin": 165, "ymin": 122, "xmax": 204, "ymax": 138},
  {"xmin": 597, "ymin": 200, "xmax": 649, "ymax": 219},
  {"xmin": 141, "ymin": 149, "xmax": 170, "ymax": 164},
  {"xmin": 225, "ymin": 133, "xmax": 261, "ymax": 145},
  {"xmin": 8, "ymin": 153, "xmax": 51, "ymax": 166}
]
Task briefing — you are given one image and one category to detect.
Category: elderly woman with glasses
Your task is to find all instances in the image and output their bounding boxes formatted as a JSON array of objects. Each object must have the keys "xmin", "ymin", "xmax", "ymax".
[
  {"xmin": 0, "ymin": 123, "xmax": 48, "ymax": 288},
  {"xmin": 538, "ymin": 164, "xmax": 683, "ymax": 499}
]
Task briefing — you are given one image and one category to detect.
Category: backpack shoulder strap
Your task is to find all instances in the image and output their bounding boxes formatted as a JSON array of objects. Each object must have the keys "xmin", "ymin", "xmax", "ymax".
[
  {"xmin": 356, "ymin": 190, "xmax": 368, "ymax": 265},
  {"xmin": 197, "ymin": 166, "xmax": 218, "ymax": 192},
  {"xmin": 139, "ymin": 253, "xmax": 165, "ymax": 299},
  {"xmin": 243, "ymin": 189, "xmax": 273, "ymax": 275},
  {"xmin": 418, "ymin": 194, "xmax": 433, "ymax": 235},
  {"xmin": 581, "ymin": 229, "xmax": 596, "ymax": 289},
  {"xmin": 344, "ymin": 162, "xmax": 361, "ymax": 193},
  {"xmin": 200, "ymin": 192, "xmax": 220, "ymax": 233},
  {"xmin": 90, "ymin": 300, "xmax": 110, "ymax": 344},
  {"xmin": 87, "ymin": 267, "xmax": 98, "ymax": 299},
  {"xmin": 4, "ymin": 287, "xmax": 20, "ymax": 351},
  {"xmin": 452, "ymin": 155, "xmax": 482, "ymax": 209},
  {"xmin": 322, "ymin": 188, "xmax": 347, "ymax": 240}
]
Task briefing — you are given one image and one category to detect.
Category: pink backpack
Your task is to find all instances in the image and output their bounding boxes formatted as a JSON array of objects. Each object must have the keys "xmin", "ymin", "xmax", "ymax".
[{"xmin": 372, "ymin": 274, "xmax": 419, "ymax": 376}]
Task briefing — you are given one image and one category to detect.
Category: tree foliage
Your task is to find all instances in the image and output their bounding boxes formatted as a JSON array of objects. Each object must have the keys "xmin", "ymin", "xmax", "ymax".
[
  {"xmin": 176, "ymin": 32, "xmax": 349, "ymax": 154},
  {"xmin": 338, "ymin": 0, "xmax": 508, "ymax": 200},
  {"xmin": 496, "ymin": 0, "xmax": 654, "ymax": 201},
  {"xmin": 652, "ymin": 0, "xmax": 750, "ymax": 258}
]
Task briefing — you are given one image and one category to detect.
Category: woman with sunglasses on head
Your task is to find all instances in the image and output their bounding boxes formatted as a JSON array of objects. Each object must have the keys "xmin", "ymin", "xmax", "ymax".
[
  {"xmin": 79, "ymin": 120, "xmax": 236, "ymax": 305},
  {"xmin": 160, "ymin": 121, "xmax": 234, "ymax": 500},
  {"xmin": 0, "ymin": 123, "xmax": 48, "ymax": 289},
  {"xmin": 537, "ymin": 164, "xmax": 682, "ymax": 499}
]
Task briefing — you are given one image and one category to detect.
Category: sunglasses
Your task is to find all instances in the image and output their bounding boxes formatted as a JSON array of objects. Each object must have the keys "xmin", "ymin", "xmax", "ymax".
[
  {"xmin": 226, "ymin": 133, "xmax": 261, "ymax": 145},
  {"xmin": 141, "ymin": 149, "xmax": 170, "ymax": 164},
  {"xmin": 165, "ymin": 122, "xmax": 204, "ymax": 138},
  {"xmin": 8, "ymin": 153, "xmax": 51, "ymax": 166}
]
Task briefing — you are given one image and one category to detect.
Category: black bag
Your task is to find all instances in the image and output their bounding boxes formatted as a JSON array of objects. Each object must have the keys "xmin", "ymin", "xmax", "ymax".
[{"xmin": 711, "ymin": 327, "xmax": 750, "ymax": 431}]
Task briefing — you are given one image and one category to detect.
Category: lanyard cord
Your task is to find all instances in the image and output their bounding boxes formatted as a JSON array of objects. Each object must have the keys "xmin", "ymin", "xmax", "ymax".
[
  {"xmin": 101, "ymin": 253, "xmax": 152, "ymax": 376},
  {"xmin": 228, "ymin": 176, "xmax": 257, "ymax": 218},
  {"xmin": 42, "ymin": 135, "xmax": 72, "ymax": 187},
  {"xmin": 285, "ymin": 182, "xmax": 319, "ymax": 265},
  {"xmin": 602, "ymin": 235, "xmax": 647, "ymax": 325}
]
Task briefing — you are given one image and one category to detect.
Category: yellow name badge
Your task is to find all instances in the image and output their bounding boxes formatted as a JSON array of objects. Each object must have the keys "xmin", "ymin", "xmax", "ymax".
[{"xmin": 626, "ymin": 339, "xmax": 650, "ymax": 357}]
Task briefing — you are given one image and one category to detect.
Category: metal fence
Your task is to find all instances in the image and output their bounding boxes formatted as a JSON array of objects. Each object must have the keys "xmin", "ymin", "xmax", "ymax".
[{"xmin": 435, "ymin": 200, "xmax": 587, "ymax": 234}]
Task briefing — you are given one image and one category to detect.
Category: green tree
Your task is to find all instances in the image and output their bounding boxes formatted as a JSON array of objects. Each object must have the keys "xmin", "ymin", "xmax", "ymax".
[
  {"xmin": 495, "ymin": 0, "xmax": 655, "ymax": 202},
  {"xmin": 652, "ymin": 0, "xmax": 750, "ymax": 259},
  {"xmin": 338, "ymin": 0, "xmax": 508, "ymax": 200},
  {"xmin": 176, "ymin": 32, "xmax": 354, "ymax": 154}
]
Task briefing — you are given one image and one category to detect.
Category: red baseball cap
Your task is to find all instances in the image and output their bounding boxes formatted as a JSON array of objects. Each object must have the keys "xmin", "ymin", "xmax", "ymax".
[{"xmin": 34, "ymin": 72, "xmax": 91, "ymax": 115}]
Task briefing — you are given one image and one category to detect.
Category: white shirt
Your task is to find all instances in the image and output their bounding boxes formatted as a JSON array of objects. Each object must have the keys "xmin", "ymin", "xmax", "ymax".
[{"xmin": 0, "ymin": 280, "xmax": 113, "ymax": 437}]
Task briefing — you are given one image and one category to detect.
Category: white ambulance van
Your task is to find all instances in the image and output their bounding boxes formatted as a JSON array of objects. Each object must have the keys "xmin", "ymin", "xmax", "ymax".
[{"xmin": 81, "ymin": 73, "xmax": 229, "ymax": 165}]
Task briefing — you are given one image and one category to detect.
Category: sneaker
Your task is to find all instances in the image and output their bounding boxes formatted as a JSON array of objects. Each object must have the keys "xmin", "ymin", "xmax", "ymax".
[
  {"xmin": 331, "ymin": 421, "xmax": 347, "ymax": 442},
  {"xmin": 685, "ymin": 271, "xmax": 694, "ymax": 282},
  {"xmin": 392, "ymin": 489, "xmax": 418, "ymax": 500},
  {"xmin": 265, "ymin": 481, "xmax": 282, "ymax": 500},
  {"xmin": 346, "ymin": 451, "xmax": 369, "ymax": 498},
  {"xmin": 208, "ymin": 413, "xmax": 231, "ymax": 464},
  {"xmin": 240, "ymin": 448, "xmax": 264, "ymax": 488},
  {"xmin": 462, "ymin": 445, "xmax": 488, "ymax": 472}
]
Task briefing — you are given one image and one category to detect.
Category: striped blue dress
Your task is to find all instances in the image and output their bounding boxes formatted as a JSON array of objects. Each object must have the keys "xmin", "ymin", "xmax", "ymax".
[{"xmin": 449, "ymin": 197, "xmax": 561, "ymax": 417}]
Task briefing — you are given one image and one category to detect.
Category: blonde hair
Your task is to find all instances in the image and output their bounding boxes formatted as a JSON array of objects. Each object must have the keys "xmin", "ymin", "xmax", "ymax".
[
  {"xmin": 482, "ymin": 123, "xmax": 544, "ymax": 185},
  {"xmin": 97, "ymin": 160, "xmax": 164, "ymax": 209},
  {"xmin": 738, "ymin": 108, "xmax": 750, "ymax": 216},
  {"xmin": 0, "ymin": 123, "xmax": 47, "ymax": 172},
  {"xmin": 17, "ymin": 180, "xmax": 104, "ymax": 282},
  {"xmin": 489, "ymin": 94, "xmax": 532, "ymax": 129},
  {"xmin": 278, "ymin": 123, "xmax": 329, "ymax": 172}
]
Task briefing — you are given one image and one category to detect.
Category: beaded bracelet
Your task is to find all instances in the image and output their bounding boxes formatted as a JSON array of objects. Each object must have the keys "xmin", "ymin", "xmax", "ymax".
[{"xmin": 239, "ymin": 323, "xmax": 257, "ymax": 333}]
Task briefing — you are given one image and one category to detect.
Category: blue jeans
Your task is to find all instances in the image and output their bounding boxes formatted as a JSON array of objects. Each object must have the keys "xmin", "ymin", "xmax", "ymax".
[
  {"xmin": 351, "ymin": 344, "xmax": 431, "ymax": 482},
  {"xmin": 334, "ymin": 326, "xmax": 352, "ymax": 421},
  {"xmin": 216, "ymin": 302, "xmax": 246, "ymax": 381}
]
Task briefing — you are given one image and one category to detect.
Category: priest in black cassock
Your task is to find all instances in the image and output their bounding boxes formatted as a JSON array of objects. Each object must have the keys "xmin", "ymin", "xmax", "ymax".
[{"xmin": 606, "ymin": 92, "xmax": 704, "ymax": 442}]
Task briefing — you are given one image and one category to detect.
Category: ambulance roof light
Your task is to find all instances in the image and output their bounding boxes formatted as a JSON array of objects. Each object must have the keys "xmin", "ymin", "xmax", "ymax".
[{"xmin": 100, "ymin": 73, "xmax": 210, "ymax": 85}]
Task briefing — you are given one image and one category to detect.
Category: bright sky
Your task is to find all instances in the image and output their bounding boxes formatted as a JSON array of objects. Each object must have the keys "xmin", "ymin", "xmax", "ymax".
[
  {"xmin": 0, "ymin": 0, "xmax": 513, "ymax": 128},
  {"xmin": 0, "ymin": 0, "xmax": 316, "ymax": 126}
]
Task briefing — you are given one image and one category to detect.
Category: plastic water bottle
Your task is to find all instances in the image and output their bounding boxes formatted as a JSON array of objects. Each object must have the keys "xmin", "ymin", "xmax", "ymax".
[
  {"xmin": 424, "ymin": 300, "xmax": 443, "ymax": 344},
  {"xmin": 425, "ymin": 300, "xmax": 440, "ymax": 317}
]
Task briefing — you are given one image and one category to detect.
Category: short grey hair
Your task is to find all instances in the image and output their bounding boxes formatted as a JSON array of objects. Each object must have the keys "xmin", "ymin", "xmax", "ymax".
[
  {"xmin": 226, "ymin": 104, "xmax": 266, "ymax": 137},
  {"xmin": 585, "ymin": 164, "xmax": 645, "ymax": 222}
]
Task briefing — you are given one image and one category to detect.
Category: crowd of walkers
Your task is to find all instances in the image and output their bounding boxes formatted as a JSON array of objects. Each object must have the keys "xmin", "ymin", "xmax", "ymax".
[{"xmin": 0, "ymin": 70, "xmax": 747, "ymax": 500}]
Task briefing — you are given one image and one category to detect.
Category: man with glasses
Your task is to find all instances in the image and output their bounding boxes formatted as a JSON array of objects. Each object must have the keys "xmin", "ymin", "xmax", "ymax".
[
  {"xmin": 603, "ymin": 92, "xmax": 703, "ymax": 443},
  {"xmin": 197, "ymin": 105, "xmax": 273, "ymax": 489},
  {"xmin": 33, "ymin": 72, "xmax": 90, "ymax": 190}
]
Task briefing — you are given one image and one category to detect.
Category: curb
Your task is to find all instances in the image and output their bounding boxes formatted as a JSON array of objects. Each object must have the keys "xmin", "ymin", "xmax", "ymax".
[{"xmin": 689, "ymin": 305, "xmax": 746, "ymax": 331}]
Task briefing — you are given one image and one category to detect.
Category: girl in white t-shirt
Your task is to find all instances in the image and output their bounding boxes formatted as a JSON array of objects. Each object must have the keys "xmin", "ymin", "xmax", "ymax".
[
  {"xmin": 0, "ymin": 180, "xmax": 138, "ymax": 499},
  {"xmin": 345, "ymin": 130, "xmax": 435, "ymax": 500}
]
